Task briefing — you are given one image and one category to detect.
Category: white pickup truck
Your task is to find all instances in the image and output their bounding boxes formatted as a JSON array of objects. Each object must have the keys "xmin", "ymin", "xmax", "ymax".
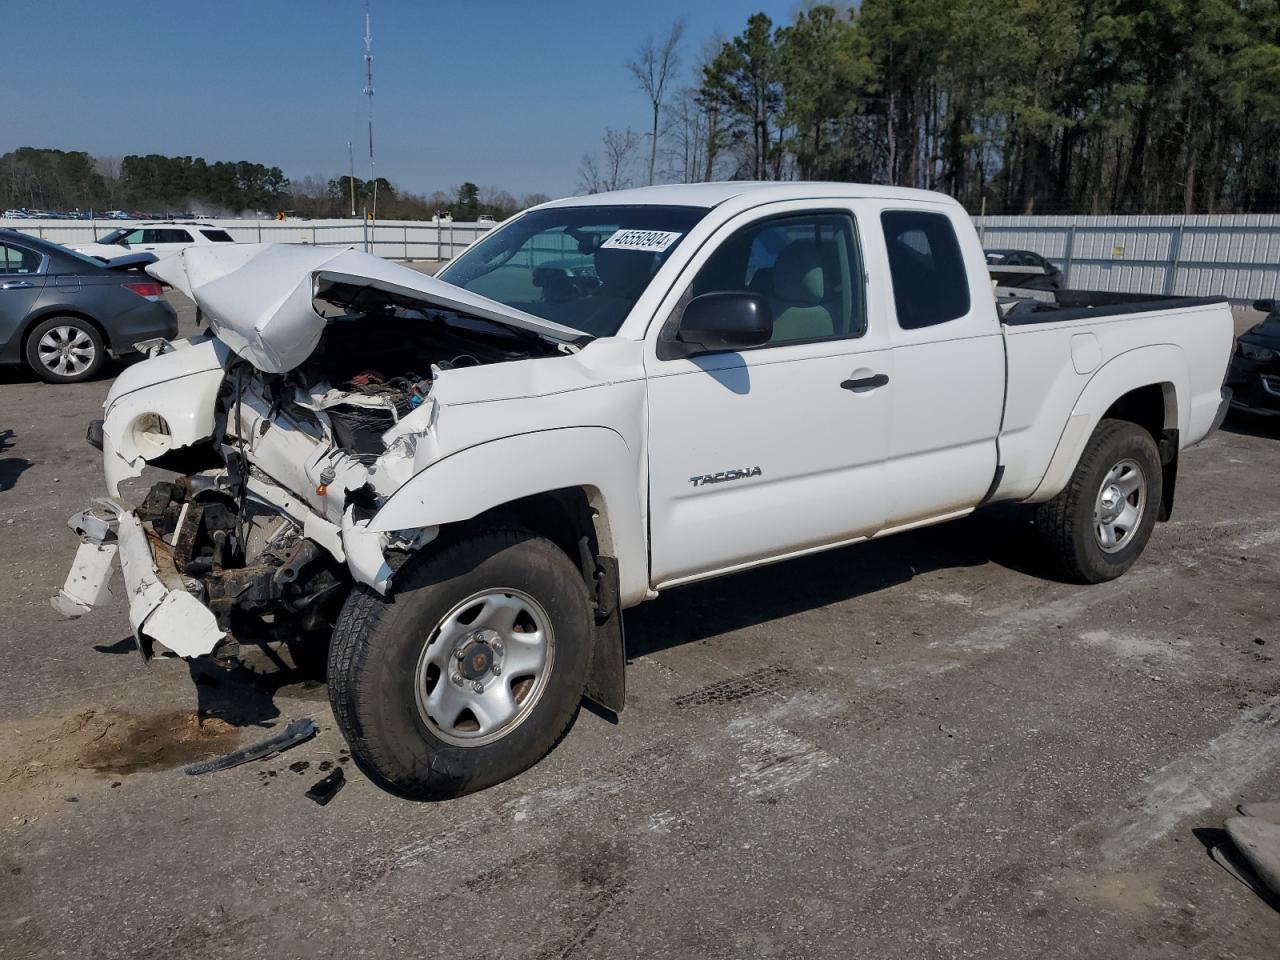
[{"xmin": 53, "ymin": 183, "xmax": 1233, "ymax": 799}]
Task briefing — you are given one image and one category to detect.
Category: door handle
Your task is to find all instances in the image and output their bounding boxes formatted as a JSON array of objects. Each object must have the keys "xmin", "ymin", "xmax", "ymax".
[
  {"xmin": 841, "ymin": 373, "xmax": 889, "ymax": 391},
  {"xmin": 0, "ymin": 280, "xmax": 34, "ymax": 290}
]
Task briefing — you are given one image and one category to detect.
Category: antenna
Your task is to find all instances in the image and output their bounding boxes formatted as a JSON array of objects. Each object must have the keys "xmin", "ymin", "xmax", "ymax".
[{"xmin": 363, "ymin": 1, "xmax": 376, "ymax": 222}]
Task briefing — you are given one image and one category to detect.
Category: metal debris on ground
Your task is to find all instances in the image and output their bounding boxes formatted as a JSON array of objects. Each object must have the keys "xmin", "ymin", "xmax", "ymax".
[{"xmin": 182, "ymin": 717, "xmax": 317, "ymax": 776}]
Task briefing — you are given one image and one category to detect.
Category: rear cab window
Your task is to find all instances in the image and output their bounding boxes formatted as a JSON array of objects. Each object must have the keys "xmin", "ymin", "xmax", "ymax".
[{"xmin": 880, "ymin": 210, "xmax": 970, "ymax": 330}]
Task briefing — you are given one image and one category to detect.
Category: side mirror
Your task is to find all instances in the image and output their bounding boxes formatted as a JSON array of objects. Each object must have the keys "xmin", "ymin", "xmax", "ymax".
[
  {"xmin": 1254, "ymin": 299, "xmax": 1275, "ymax": 313},
  {"xmin": 675, "ymin": 292, "xmax": 773, "ymax": 356}
]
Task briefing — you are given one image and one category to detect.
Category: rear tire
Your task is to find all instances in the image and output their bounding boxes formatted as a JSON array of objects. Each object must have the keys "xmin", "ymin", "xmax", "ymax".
[
  {"xmin": 1035, "ymin": 418, "xmax": 1163, "ymax": 584},
  {"xmin": 327, "ymin": 528, "xmax": 592, "ymax": 800},
  {"xmin": 24, "ymin": 315, "xmax": 106, "ymax": 384}
]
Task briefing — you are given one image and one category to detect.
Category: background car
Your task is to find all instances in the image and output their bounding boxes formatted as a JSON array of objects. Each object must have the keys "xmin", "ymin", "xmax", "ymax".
[
  {"xmin": 0, "ymin": 229, "xmax": 177, "ymax": 383},
  {"xmin": 1227, "ymin": 298, "xmax": 1280, "ymax": 416},
  {"xmin": 72, "ymin": 221, "xmax": 237, "ymax": 262},
  {"xmin": 985, "ymin": 248, "xmax": 1065, "ymax": 290}
]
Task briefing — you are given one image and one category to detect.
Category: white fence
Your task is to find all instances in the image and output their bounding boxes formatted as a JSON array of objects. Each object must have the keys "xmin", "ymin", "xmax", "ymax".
[
  {"xmin": 0, "ymin": 217, "xmax": 496, "ymax": 262},
  {"xmin": 975, "ymin": 214, "xmax": 1280, "ymax": 304}
]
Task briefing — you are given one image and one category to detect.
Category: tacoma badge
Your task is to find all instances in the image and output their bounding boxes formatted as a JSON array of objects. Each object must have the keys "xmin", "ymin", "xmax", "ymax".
[{"xmin": 689, "ymin": 466, "xmax": 763, "ymax": 487}]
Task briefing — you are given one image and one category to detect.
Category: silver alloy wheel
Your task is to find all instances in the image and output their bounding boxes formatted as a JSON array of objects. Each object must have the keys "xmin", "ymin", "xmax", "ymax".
[
  {"xmin": 414, "ymin": 588, "xmax": 555, "ymax": 747},
  {"xmin": 1093, "ymin": 457, "xmax": 1146, "ymax": 553},
  {"xmin": 37, "ymin": 324, "xmax": 96, "ymax": 377}
]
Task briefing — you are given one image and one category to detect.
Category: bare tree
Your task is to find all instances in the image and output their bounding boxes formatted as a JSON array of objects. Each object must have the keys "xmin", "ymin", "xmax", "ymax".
[
  {"xmin": 663, "ymin": 87, "xmax": 708, "ymax": 183},
  {"xmin": 601, "ymin": 128, "xmax": 640, "ymax": 191},
  {"xmin": 93, "ymin": 154, "xmax": 123, "ymax": 207},
  {"xmin": 627, "ymin": 19, "xmax": 685, "ymax": 186},
  {"xmin": 577, "ymin": 152, "xmax": 604, "ymax": 194},
  {"xmin": 579, "ymin": 128, "xmax": 641, "ymax": 194}
]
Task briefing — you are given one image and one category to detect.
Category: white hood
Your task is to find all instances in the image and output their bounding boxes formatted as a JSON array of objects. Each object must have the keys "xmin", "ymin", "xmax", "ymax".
[{"xmin": 148, "ymin": 243, "xmax": 582, "ymax": 373}]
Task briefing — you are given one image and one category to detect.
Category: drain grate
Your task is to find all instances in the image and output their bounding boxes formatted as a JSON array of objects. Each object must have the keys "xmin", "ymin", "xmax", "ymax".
[{"xmin": 671, "ymin": 664, "xmax": 791, "ymax": 709}]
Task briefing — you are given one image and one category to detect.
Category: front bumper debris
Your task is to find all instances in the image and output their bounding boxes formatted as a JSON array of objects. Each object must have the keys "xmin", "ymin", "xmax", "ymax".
[{"xmin": 52, "ymin": 499, "xmax": 224, "ymax": 659}]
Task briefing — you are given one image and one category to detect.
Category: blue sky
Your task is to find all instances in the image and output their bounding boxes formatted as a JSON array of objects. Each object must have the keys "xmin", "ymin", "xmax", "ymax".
[{"xmin": 6, "ymin": 0, "xmax": 795, "ymax": 198}]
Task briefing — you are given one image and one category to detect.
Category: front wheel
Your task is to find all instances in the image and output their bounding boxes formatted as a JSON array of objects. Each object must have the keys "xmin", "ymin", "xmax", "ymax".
[
  {"xmin": 327, "ymin": 528, "xmax": 592, "ymax": 800},
  {"xmin": 1035, "ymin": 418, "xmax": 1163, "ymax": 583}
]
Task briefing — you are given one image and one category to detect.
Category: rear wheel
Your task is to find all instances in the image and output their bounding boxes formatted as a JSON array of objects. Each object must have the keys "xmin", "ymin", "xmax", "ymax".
[
  {"xmin": 1035, "ymin": 418, "xmax": 1163, "ymax": 583},
  {"xmin": 24, "ymin": 315, "xmax": 105, "ymax": 383},
  {"xmin": 327, "ymin": 528, "xmax": 592, "ymax": 800}
]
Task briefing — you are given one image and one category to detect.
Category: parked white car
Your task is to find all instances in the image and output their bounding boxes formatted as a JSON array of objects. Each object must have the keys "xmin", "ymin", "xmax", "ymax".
[
  {"xmin": 72, "ymin": 221, "xmax": 237, "ymax": 262},
  {"xmin": 53, "ymin": 183, "xmax": 1233, "ymax": 799}
]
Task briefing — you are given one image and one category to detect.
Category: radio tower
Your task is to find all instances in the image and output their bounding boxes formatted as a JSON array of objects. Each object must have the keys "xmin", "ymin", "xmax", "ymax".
[{"xmin": 363, "ymin": 2, "xmax": 377, "ymax": 221}]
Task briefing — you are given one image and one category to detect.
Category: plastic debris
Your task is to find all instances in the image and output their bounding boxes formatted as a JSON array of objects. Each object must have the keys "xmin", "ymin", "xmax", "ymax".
[
  {"xmin": 306, "ymin": 768, "xmax": 346, "ymax": 806},
  {"xmin": 182, "ymin": 718, "xmax": 317, "ymax": 776}
]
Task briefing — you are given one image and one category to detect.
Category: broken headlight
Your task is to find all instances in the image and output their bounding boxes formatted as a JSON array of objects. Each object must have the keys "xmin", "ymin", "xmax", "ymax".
[{"xmin": 130, "ymin": 413, "xmax": 173, "ymax": 457}]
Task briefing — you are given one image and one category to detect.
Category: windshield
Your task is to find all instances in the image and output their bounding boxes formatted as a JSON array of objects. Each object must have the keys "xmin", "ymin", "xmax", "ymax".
[
  {"xmin": 438, "ymin": 204, "xmax": 708, "ymax": 337},
  {"xmin": 98, "ymin": 229, "xmax": 128, "ymax": 245}
]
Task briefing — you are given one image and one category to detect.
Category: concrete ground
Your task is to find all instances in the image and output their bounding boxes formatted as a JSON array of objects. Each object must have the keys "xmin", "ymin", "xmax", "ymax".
[{"xmin": 1, "ymin": 292, "xmax": 1278, "ymax": 960}]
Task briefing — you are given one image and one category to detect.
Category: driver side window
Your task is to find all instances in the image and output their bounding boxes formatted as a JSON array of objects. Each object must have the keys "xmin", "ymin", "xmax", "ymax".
[{"xmin": 689, "ymin": 212, "xmax": 865, "ymax": 345}]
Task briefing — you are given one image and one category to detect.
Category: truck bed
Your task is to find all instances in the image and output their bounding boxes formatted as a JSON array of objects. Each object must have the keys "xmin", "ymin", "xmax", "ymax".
[{"xmin": 992, "ymin": 289, "xmax": 1234, "ymax": 505}]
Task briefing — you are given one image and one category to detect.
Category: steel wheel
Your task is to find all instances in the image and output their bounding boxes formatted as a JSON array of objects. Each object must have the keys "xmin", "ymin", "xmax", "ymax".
[
  {"xmin": 414, "ymin": 588, "xmax": 555, "ymax": 747},
  {"xmin": 1093, "ymin": 457, "xmax": 1146, "ymax": 553},
  {"xmin": 36, "ymin": 324, "xmax": 96, "ymax": 378}
]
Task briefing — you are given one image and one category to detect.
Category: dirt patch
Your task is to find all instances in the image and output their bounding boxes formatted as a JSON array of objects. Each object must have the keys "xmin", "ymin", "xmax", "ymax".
[
  {"xmin": 1060, "ymin": 869, "xmax": 1174, "ymax": 916},
  {"xmin": 0, "ymin": 708, "xmax": 244, "ymax": 801}
]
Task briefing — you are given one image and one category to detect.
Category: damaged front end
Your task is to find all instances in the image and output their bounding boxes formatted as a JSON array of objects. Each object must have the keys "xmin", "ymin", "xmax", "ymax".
[{"xmin": 53, "ymin": 243, "xmax": 577, "ymax": 661}]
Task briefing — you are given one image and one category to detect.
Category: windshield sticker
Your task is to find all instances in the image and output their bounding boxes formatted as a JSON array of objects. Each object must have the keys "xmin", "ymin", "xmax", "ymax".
[{"xmin": 600, "ymin": 229, "xmax": 682, "ymax": 253}]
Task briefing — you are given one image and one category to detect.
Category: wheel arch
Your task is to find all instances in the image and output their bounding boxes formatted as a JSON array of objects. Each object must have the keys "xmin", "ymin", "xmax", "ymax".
[
  {"xmin": 368, "ymin": 427, "xmax": 647, "ymax": 712},
  {"xmin": 371, "ymin": 428, "xmax": 644, "ymax": 581},
  {"xmin": 1030, "ymin": 344, "xmax": 1187, "ymax": 512}
]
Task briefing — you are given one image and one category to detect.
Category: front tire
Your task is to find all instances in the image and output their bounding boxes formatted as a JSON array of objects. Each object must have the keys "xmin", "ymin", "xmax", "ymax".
[
  {"xmin": 1035, "ymin": 419, "xmax": 1163, "ymax": 584},
  {"xmin": 327, "ymin": 528, "xmax": 592, "ymax": 800}
]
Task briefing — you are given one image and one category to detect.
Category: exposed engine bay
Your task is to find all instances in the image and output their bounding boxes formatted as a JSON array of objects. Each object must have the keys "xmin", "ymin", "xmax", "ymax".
[{"xmin": 100, "ymin": 272, "xmax": 564, "ymax": 661}]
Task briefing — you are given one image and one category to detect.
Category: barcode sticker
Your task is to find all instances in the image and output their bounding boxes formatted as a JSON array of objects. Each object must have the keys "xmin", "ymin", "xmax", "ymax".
[{"xmin": 600, "ymin": 229, "xmax": 682, "ymax": 253}]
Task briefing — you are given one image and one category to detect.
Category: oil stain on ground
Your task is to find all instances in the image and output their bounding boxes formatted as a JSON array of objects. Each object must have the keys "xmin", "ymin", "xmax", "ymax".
[{"xmin": 1, "ymin": 707, "xmax": 243, "ymax": 787}]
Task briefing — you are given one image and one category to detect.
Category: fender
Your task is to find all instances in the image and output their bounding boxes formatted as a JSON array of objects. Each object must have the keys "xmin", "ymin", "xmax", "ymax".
[
  {"xmin": 1030, "ymin": 344, "xmax": 1186, "ymax": 502},
  {"xmin": 101, "ymin": 338, "xmax": 230, "ymax": 494},
  {"xmin": 368, "ymin": 426, "xmax": 650, "ymax": 607}
]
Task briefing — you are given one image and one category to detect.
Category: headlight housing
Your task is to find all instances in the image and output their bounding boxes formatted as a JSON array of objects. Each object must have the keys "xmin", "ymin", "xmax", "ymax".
[{"xmin": 130, "ymin": 413, "xmax": 173, "ymax": 457}]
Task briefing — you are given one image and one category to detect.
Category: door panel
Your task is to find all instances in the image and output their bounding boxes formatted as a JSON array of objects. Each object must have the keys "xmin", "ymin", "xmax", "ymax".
[
  {"xmin": 880, "ymin": 336, "xmax": 1004, "ymax": 525},
  {"xmin": 869, "ymin": 204, "xmax": 1005, "ymax": 527},
  {"xmin": 646, "ymin": 343, "xmax": 893, "ymax": 585},
  {"xmin": 644, "ymin": 203, "xmax": 894, "ymax": 587},
  {"xmin": 0, "ymin": 241, "xmax": 47, "ymax": 349}
]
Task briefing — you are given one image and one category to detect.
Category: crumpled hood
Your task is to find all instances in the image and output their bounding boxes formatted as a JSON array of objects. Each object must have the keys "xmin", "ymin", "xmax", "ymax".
[{"xmin": 148, "ymin": 243, "xmax": 582, "ymax": 373}]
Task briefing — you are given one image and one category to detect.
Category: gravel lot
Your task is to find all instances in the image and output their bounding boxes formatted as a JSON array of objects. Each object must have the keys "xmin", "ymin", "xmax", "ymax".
[{"xmin": 1, "ymin": 289, "xmax": 1278, "ymax": 959}]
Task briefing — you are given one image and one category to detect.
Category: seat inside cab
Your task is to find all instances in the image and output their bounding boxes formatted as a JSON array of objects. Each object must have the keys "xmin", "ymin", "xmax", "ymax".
[{"xmin": 690, "ymin": 213, "xmax": 861, "ymax": 344}]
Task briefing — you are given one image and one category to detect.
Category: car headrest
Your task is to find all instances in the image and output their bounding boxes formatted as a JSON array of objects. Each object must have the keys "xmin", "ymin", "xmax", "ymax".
[
  {"xmin": 773, "ymin": 240, "xmax": 826, "ymax": 305},
  {"xmin": 594, "ymin": 248, "xmax": 656, "ymax": 295}
]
